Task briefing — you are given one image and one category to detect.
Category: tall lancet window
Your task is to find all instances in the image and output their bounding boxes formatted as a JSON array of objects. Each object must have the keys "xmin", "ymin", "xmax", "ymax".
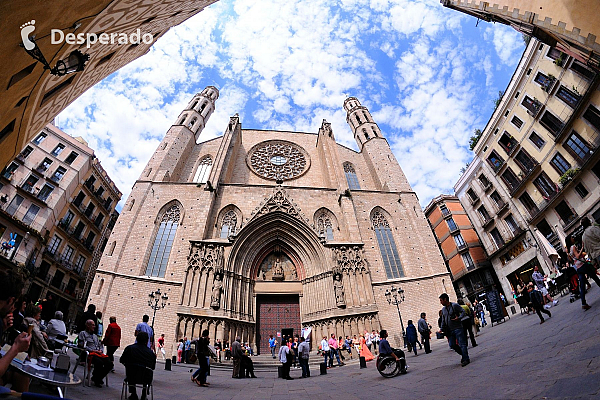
[
  {"xmin": 372, "ymin": 210, "xmax": 404, "ymax": 279},
  {"xmin": 145, "ymin": 204, "xmax": 181, "ymax": 277},
  {"xmin": 343, "ymin": 163, "xmax": 360, "ymax": 190},
  {"xmin": 193, "ymin": 156, "xmax": 212, "ymax": 183},
  {"xmin": 220, "ymin": 210, "xmax": 237, "ymax": 238}
]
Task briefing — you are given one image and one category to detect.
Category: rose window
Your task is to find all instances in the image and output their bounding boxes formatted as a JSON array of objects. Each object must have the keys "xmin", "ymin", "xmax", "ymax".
[{"xmin": 247, "ymin": 140, "xmax": 310, "ymax": 181}]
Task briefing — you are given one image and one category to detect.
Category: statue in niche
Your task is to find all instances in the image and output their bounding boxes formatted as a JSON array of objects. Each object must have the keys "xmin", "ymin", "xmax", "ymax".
[
  {"xmin": 210, "ymin": 273, "xmax": 223, "ymax": 309},
  {"xmin": 291, "ymin": 267, "xmax": 297, "ymax": 280},
  {"xmin": 333, "ymin": 272, "xmax": 346, "ymax": 307},
  {"xmin": 272, "ymin": 258, "xmax": 284, "ymax": 281}
]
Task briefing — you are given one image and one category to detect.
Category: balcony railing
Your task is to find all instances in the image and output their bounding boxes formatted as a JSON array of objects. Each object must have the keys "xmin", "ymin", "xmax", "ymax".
[
  {"xmin": 481, "ymin": 216, "xmax": 494, "ymax": 228},
  {"xmin": 457, "ymin": 243, "xmax": 469, "ymax": 252},
  {"xmin": 496, "ymin": 201, "xmax": 509, "ymax": 215},
  {"xmin": 468, "ymin": 196, "xmax": 480, "ymax": 206}
]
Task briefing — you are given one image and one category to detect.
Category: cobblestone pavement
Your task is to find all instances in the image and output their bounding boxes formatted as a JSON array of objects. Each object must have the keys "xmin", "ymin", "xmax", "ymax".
[{"xmin": 28, "ymin": 288, "xmax": 600, "ymax": 399}]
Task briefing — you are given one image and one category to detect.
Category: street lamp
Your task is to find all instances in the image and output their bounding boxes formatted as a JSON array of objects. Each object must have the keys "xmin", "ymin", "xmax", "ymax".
[
  {"xmin": 384, "ymin": 286, "xmax": 407, "ymax": 348},
  {"xmin": 148, "ymin": 288, "xmax": 168, "ymax": 333},
  {"xmin": 23, "ymin": 37, "xmax": 89, "ymax": 76}
]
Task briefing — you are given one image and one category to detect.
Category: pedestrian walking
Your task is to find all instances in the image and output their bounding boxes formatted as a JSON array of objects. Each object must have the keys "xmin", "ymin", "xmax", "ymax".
[
  {"xmin": 298, "ymin": 336, "xmax": 310, "ymax": 378},
  {"xmin": 320, "ymin": 336, "xmax": 330, "ymax": 368},
  {"xmin": 527, "ymin": 283, "xmax": 552, "ymax": 323},
  {"xmin": 328, "ymin": 333, "xmax": 343, "ymax": 367},
  {"xmin": 135, "ymin": 315, "xmax": 154, "ymax": 351},
  {"xmin": 231, "ymin": 337, "xmax": 243, "ymax": 378},
  {"xmin": 177, "ymin": 339, "xmax": 184, "ymax": 363},
  {"xmin": 532, "ymin": 266, "xmax": 558, "ymax": 308},
  {"xmin": 474, "ymin": 300, "xmax": 486, "ymax": 327},
  {"xmin": 191, "ymin": 330, "xmax": 211, "ymax": 387},
  {"xmin": 582, "ymin": 216, "xmax": 600, "ymax": 266},
  {"xmin": 157, "ymin": 333, "xmax": 166, "ymax": 360},
  {"xmin": 571, "ymin": 222, "xmax": 600, "ymax": 311},
  {"xmin": 439, "ymin": 293, "xmax": 470, "ymax": 367},
  {"xmin": 344, "ymin": 336, "xmax": 353, "ymax": 359},
  {"xmin": 184, "ymin": 337, "xmax": 191, "ymax": 363},
  {"xmin": 102, "ymin": 316, "xmax": 121, "ymax": 371},
  {"xmin": 269, "ymin": 335, "xmax": 277, "ymax": 359},
  {"xmin": 458, "ymin": 300, "xmax": 477, "ymax": 347},
  {"xmin": 417, "ymin": 313, "xmax": 432, "ymax": 354},
  {"xmin": 405, "ymin": 320, "xmax": 418, "ymax": 356},
  {"xmin": 279, "ymin": 338, "xmax": 293, "ymax": 380}
]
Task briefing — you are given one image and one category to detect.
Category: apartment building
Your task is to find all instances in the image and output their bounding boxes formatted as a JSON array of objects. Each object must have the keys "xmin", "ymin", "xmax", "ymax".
[
  {"xmin": 425, "ymin": 195, "xmax": 500, "ymax": 301},
  {"xmin": 455, "ymin": 38, "xmax": 600, "ymax": 300},
  {"xmin": 0, "ymin": 123, "xmax": 121, "ymax": 324}
]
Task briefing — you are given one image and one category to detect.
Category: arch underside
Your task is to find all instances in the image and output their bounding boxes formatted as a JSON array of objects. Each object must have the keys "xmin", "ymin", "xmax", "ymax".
[{"xmin": 177, "ymin": 210, "xmax": 380, "ymax": 352}]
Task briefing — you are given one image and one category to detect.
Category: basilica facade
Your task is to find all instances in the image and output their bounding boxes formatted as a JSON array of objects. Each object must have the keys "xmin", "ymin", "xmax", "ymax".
[{"xmin": 88, "ymin": 86, "xmax": 452, "ymax": 354}]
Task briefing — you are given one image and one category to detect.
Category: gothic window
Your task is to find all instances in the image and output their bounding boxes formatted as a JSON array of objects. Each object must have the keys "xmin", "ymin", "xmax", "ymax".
[
  {"xmin": 190, "ymin": 101, "xmax": 198, "ymax": 110},
  {"xmin": 178, "ymin": 114, "xmax": 187, "ymax": 125},
  {"xmin": 315, "ymin": 211, "xmax": 334, "ymax": 240},
  {"xmin": 372, "ymin": 210, "xmax": 404, "ymax": 279},
  {"xmin": 193, "ymin": 156, "xmax": 212, "ymax": 183},
  {"xmin": 343, "ymin": 163, "xmax": 360, "ymax": 190},
  {"xmin": 145, "ymin": 204, "xmax": 181, "ymax": 277},
  {"xmin": 363, "ymin": 128, "xmax": 369, "ymax": 140},
  {"xmin": 356, "ymin": 113, "xmax": 361, "ymax": 124},
  {"xmin": 372, "ymin": 126, "xmax": 378, "ymax": 137},
  {"xmin": 220, "ymin": 210, "xmax": 237, "ymax": 238},
  {"xmin": 188, "ymin": 118, "xmax": 197, "ymax": 129}
]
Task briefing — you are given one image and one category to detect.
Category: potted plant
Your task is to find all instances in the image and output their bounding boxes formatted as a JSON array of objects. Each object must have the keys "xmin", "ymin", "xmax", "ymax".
[{"xmin": 559, "ymin": 168, "xmax": 580, "ymax": 185}]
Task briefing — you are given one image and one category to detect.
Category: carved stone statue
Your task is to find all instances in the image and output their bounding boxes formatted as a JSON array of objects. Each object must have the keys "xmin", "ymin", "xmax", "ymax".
[
  {"xmin": 210, "ymin": 273, "xmax": 223, "ymax": 309},
  {"xmin": 333, "ymin": 273, "xmax": 345, "ymax": 307},
  {"xmin": 272, "ymin": 258, "xmax": 284, "ymax": 281}
]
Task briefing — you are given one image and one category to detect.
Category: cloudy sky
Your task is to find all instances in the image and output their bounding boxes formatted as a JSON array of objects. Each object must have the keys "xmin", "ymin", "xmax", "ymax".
[{"xmin": 58, "ymin": 0, "xmax": 524, "ymax": 210}]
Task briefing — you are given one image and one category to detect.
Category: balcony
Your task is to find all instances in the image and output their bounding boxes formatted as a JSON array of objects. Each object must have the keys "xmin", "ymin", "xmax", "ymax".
[
  {"xmin": 481, "ymin": 216, "xmax": 494, "ymax": 229},
  {"xmin": 541, "ymin": 75, "xmax": 557, "ymax": 93},
  {"xmin": 468, "ymin": 195, "xmax": 480, "ymax": 206},
  {"xmin": 525, "ymin": 99, "xmax": 543, "ymax": 119},
  {"xmin": 449, "ymin": 225, "xmax": 460, "ymax": 234},
  {"xmin": 496, "ymin": 201, "xmax": 509, "ymax": 215},
  {"xmin": 457, "ymin": 243, "xmax": 469, "ymax": 252},
  {"xmin": 441, "ymin": 209, "xmax": 451, "ymax": 218},
  {"xmin": 481, "ymin": 182, "xmax": 492, "ymax": 192},
  {"xmin": 509, "ymin": 227, "xmax": 525, "ymax": 239},
  {"xmin": 509, "ymin": 163, "xmax": 541, "ymax": 197}
]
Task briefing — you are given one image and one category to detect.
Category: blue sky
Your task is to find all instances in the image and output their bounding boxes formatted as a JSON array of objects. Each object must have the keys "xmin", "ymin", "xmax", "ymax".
[{"xmin": 58, "ymin": 0, "xmax": 524, "ymax": 210}]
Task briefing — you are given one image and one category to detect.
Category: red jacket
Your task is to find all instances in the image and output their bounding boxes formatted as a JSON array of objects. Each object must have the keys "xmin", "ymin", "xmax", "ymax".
[{"xmin": 102, "ymin": 322, "xmax": 121, "ymax": 347}]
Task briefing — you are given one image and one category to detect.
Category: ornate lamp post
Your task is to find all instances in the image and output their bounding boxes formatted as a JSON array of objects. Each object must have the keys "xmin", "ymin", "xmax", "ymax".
[
  {"xmin": 384, "ymin": 286, "xmax": 406, "ymax": 348},
  {"xmin": 148, "ymin": 288, "xmax": 168, "ymax": 333}
]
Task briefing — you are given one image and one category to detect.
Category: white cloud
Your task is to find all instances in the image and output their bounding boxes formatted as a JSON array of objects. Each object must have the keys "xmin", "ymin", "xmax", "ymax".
[{"xmin": 58, "ymin": 0, "xmax": 523, "ymax": 210}]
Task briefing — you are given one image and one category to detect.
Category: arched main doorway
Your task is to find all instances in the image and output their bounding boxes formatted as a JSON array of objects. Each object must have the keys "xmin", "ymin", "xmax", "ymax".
[
  {"xmin": 226, "ymin": 208, "xmax": 329, "ymax": 354},
  {"xmin": 252, "ymin": 242, "xmax": 303, "ymax": 354}
]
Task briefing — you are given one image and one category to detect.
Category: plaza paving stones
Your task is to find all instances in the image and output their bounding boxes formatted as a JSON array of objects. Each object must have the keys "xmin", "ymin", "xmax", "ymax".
[{"xmin": 27, "ymin": 288, "xmax": 600, "ymax": 399}]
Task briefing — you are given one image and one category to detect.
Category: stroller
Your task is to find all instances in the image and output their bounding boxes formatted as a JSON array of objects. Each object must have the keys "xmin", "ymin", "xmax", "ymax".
[{"xmin": 567, "ymin": 267, "xmax": 580, "ymax": 303}]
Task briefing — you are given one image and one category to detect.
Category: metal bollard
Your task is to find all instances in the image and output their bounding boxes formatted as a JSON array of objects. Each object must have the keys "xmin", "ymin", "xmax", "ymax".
[{"xmin": 165, "ymin": 358, "xmax": 172, "ymax": 371}]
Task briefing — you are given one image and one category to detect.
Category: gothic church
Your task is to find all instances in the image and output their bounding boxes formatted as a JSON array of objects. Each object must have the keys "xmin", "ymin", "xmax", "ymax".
[{"xmin": 89, "ymin": 86, "xmax": 452, "ymax": 354}]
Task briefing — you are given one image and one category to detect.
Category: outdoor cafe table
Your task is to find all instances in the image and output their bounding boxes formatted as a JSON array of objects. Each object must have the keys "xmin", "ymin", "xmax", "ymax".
[{"xmin": 10, "ymin": 358, "xmax": 81, "ymax": 398}]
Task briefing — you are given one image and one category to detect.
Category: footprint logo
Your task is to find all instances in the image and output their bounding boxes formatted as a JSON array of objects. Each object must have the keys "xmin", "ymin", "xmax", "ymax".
[{"xmin": 20, "ymin": 20, "xmax": 36, "ymax": 50}]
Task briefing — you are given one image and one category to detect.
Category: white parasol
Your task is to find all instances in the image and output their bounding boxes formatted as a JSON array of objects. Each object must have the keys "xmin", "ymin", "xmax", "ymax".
[{"xmin": 534, "ymin": 228, "xmax": 559, "ymax": 273}]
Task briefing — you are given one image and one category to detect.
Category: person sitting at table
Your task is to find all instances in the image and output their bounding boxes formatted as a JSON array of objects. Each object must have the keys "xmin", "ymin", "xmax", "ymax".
[
  {"xmin": 0, "ymin": 270, "xmax": 32, "ymax": 392},
  {"xmin": 23, "ymin": 304, "xmax": 50, "ymax": 359},
  {"xmin": 78, "ymin": 319, "xmax": 113, "ymax": 387},
  {"xmin": 120, "ymin": 331, "xmax": 156, "ymax": 400},
  {"xmin": 45, "ymin": 311, "xmax": 67, "ymax": 349}
]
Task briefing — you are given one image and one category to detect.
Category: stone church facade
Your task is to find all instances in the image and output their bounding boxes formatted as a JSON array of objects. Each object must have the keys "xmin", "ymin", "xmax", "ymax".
[{"xmin": 88, "ymin": 86, "xmax": 452, "ymax": 354}]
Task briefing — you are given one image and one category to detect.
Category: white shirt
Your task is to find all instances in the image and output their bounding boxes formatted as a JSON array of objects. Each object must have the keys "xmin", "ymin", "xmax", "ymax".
[
  {"xmin": 320, "ymin": 339, "xmax": 330, "ymax": 351},
  {"xmin": 278, "ymin": 345, "xmax": 290, "ymax": 363}
]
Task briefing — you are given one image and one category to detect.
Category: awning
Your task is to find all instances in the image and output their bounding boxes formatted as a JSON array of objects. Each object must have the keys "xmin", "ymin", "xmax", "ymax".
[{"xmin": 534, "ymin": 228, "xmax": 559, "ymax": 272}]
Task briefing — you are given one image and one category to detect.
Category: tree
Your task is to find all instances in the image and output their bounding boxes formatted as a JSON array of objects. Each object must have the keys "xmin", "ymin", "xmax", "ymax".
[
  {"xmin": 469, "ymin": 129, "xmax": 482, "ymax": 151},
  {"xmin": 493, "ymin": 90, "xmax": 505, "ymax": 110},
  {"xmin": 522, "ymin": 33, "xmax": 531, "ymax": 45}
]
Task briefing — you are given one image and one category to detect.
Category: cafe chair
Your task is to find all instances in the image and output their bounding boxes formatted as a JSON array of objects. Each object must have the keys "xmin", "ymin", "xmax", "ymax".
[
  {"xmin": 72, "ymin": 350, "xmax": 109, "ymax": 387},
  {"xmin": 120, "ymin": 364, "xmax": 154, "ymax": 400}
]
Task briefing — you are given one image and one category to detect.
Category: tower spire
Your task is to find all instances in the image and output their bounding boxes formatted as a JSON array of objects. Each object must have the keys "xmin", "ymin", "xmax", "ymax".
[
  {"xmin": 343, "ymin": 97, "xmax": 381, "ymax": 150},
  {"xmin": 174, "ymin": 86, "xmax": 219, "ymax": 142}
]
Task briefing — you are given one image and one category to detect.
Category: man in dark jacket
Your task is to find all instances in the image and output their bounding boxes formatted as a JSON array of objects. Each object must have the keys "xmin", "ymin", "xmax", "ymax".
[
  {"xmin": 120, "ymin": 331, "xmax": 156, "ymax": 400},
  {"xmin": 417, "ymin": 313, "xmax": 432, "ymax": 354},
  {"xmin": 439, "ymin": 293, "xmax": 470, "ymax": 367},
  {"xmin": 527, "ymin": 283, "xmax": 551, "ymax": 324}
]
